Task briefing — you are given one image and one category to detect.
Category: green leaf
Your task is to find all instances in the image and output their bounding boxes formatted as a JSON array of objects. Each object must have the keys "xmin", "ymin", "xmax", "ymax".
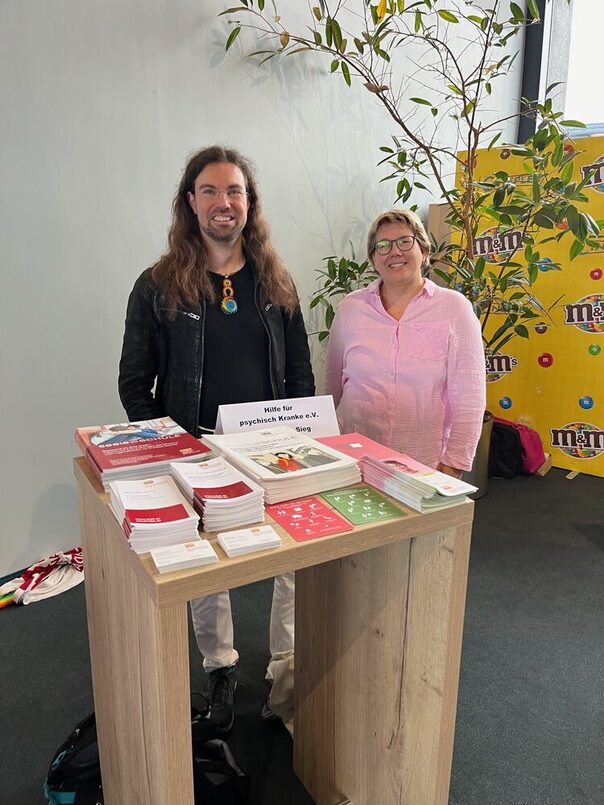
[
  {"xmin": 313, "ymin": 30, "xmax": 322, "ymax": 45},
  {"xmin": 533, "ymin": 213, "xmax": 555, "ymax": 229},
  {"xmin": 258, "ymin": 0, "xmax": 265, "ymax": 10},
  {"xmin": 414, "ymin": 9, "xmax": 422, "ymax": 32},
  {"xmin": 514, "ymin": 324, "xmax": 529, "ymax": 338},
  {"xmin": 313, "ymin": 6, "xmax": 322, "ymax": 21},
  {"xmin": 341, "ymin": 61, "xmax": 351, "ymax": 86},
  {"xmin": 219, "ymin": 7, "xmax": 253, "ymax": 16},
  {"xmin": 487, "ymin": 132, "xmax": 502, "ymax": 150},
  {"xmin": 510, "ymin": 2, "xmax": 524, "ymax": 21},
  {"xmin": 569, "ymin": 239, "xmax": 583, "ymax": 260},
  {"xmin": 330, "ymin": 59, "xmax": 340, "ymax": 72},
  {"xmin": 545, "ymin": 81, "xmax": 563, "ymax": 96},
  {"xmin": 409, "ymin": 96, "xmax": 432, "ymax": 106},
  {"xmin": 225, "ymin": 26, "xmax": 241, "ymax": 51},
  {"xmin": 331, "ymin": 17, "xmax": 343, "ymax": 51},
  {"xmin": 526, "ymin": 0, "xmax": 540, "ymax": 20},
  {"xmin": 437, "ymin": 10, "xmax": 459, "ymax": 23},
  {"xmin": 325, "ymin": 17, "xmax": 333, "ymax": 47},
  {"xmin": 560, "ymin": 119, "xmax": 586, "ymax": 128}
]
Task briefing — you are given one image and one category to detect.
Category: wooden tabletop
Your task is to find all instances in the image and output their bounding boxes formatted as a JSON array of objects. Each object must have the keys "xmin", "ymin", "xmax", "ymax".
[{"xmin": 74, "ymin": 457, "xmax": 474, "ymax": 610}]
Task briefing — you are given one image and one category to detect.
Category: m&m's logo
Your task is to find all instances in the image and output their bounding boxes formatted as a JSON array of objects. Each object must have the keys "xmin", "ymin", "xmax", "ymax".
[
  {"xmin": 563, "ymin": 294, "xmax": 604, "ymax": 333},
  {"xmin": 474, "ymin": 227, "xmax": 524, "ymax": 264},
  {"xmin": 550, "ymin": 422, "xmax": 604, "ymax": 459},
  {"xmin": 580, "ymin": 155, "xmax": 604, "ymax": 194},
  {"xmin": 485, "ymin": 352, "xmax": 518, "ymax": 382}
]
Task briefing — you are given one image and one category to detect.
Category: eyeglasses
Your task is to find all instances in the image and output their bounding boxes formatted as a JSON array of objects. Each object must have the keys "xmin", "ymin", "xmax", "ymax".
[
  {"xmin": 198, "ymin": 187, "xmax": 247, "ymax": 200},
  {"xmin": 372, "ymin": 236, "xmax": 417, "ymax": 255}
]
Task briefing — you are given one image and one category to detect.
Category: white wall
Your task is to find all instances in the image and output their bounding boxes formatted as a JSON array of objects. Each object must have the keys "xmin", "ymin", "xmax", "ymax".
[{"xmin": 0, "ymin": 1, "xmax": 523, "ymax": 575}]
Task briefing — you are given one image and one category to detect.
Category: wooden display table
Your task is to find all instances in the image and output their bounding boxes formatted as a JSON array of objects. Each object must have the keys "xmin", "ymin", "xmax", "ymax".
[{"xmin": 74, "ymin": 458, "xmax": 474, "ymax": 805}]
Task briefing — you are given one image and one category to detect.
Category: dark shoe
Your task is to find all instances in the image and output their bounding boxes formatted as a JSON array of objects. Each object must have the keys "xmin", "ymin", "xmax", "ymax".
[{"xmin": 207, "ymin": 666, "xmax": 237, "ymax": 733}]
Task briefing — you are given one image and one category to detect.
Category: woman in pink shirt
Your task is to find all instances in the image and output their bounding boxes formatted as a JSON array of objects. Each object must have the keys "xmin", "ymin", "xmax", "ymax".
[{"xmin": 324, "ymin": 208, "xmax": 486, "ymax": 478}]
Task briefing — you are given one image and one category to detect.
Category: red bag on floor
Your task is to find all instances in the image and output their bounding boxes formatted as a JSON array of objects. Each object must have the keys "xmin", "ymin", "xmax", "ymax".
[{"xmin": 493, "ymin": 417, "xmax": 546, "ymax": 475}]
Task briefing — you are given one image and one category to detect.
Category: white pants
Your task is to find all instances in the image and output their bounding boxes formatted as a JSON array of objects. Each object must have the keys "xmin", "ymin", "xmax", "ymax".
[{"xmin": 189, "ymin": 572, "xmax": 295, "ymax": 674}]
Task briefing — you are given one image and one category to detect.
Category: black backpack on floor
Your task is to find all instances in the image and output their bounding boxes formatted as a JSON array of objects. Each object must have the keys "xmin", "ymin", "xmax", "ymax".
[
  {"xmin": 45, "ymin": 703, "xmax": 250, "ymax": 805},
  {"xmin": 488, "ymin": 420, "xmax": 524, "ymax": 478}
]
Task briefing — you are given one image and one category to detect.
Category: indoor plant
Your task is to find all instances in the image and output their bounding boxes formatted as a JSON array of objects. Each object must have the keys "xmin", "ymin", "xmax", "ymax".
[
  {"xmin": 219, "ymin": 0, "xmax": 601, "ymax": 491},
  {"xmin": 220, "ymin": 0, "xmax": 599, "ymax": 345}
]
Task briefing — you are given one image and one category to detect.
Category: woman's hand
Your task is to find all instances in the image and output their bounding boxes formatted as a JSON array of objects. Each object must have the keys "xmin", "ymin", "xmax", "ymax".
[{"xmin": 437, "ymin": 462, "xmax": 464, "ymax": 480}]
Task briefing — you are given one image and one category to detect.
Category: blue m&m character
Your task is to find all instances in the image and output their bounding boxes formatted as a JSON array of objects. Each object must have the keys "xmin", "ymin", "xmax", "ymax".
[
  {"xmin": 579, "ymin": 396, "xmax": 594, "ymax": 410},
  {"xmin": 499, "ymin": 397, "xmax": 512, "ymax": 410}
]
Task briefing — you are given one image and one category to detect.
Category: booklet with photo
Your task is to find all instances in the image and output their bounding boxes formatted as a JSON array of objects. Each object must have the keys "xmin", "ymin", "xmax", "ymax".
[
  {"xmin": 75, "ymin": 416, "xmax": 211, "ymax": 489},
  {"xmin": 202, "ymin": 426, "xmax": 361, "ymax": 504}
]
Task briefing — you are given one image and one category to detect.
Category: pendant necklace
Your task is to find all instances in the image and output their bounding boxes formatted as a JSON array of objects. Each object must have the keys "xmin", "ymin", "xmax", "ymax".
[{"xmin": 220, "ymin": 274, "xmax": 238, "ymax": 315}]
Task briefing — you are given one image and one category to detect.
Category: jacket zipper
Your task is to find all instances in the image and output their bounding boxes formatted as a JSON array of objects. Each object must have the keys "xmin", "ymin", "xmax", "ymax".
[
  {"xmin": 255, "ymin": 284, "xmax": 278, "ymax": 398},
  {"xmin": 195, "ymin": 298, "xmax": 205, "ymax": 434}
]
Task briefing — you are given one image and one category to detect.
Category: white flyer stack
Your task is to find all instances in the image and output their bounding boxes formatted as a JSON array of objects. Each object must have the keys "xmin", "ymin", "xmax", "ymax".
[
  {"xmin": 217, "ymin": 525, "xmax": 282, "ymax": 558},
  {"xmin": 108, "ymin": 475, "xmax": 200, "ymax": 553},
  {"xmin": 202, "ymin": 426, "xmax": 361, "ymax": 504},
  {"xmin": 150, "ymin": 540, "xmax": 218, "ymax": 573},
  {"xmin": 170, "ymin": 457, "xmax": 265, "ymax": 531}
]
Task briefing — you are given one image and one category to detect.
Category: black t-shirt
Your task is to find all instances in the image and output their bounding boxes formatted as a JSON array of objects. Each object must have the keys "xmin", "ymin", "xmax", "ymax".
[{"xmin": 198, "ymin": 262, "xmax": 274, "ymax": 431}]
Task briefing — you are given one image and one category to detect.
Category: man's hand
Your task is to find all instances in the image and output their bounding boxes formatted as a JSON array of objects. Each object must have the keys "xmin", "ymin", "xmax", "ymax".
[{"xmin": 437, "ymin": 462, "xmax": 464, "ymax": 479}]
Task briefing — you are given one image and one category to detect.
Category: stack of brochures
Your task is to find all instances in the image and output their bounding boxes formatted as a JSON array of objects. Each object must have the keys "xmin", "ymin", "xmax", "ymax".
[
  {"xmin": 170, "ymin": 457, "xmax": 265, "ymax": 532},
  {"xmin": 75, "ymin": 416, "xmax": 211, "ymax": 491},
  {"xmin": 317, "ymin": 433, "xmax": 477, "ymax": 513},
  {"xmin": 217, "ymin": 525, "xmax": 282, "ymax": 558},
  {"xmin": 108, "ymin": 475, "xmax": 200, "ymax": 553},
  {"xmin": 150, "ymin": 539, "xmax": 219, "ymax": 574},
  {"xmin": 202, "ymin": 426, "xmax": 361, "ymax": 504}
]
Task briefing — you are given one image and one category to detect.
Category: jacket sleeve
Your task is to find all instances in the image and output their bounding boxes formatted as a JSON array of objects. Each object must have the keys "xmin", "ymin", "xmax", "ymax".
[
  {"xmin": 283, "ymin": 304, "xmax": 316, "ymax": 398},
  {"xmin": 118, "ymin": 271, "xmax": 165, "ymax": 421},
  {"xmin": 441, "ymin": 297, "xmax": 486, "ymax": 471}
]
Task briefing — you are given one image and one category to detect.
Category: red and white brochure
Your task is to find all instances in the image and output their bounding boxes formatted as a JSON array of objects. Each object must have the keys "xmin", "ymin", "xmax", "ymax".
[
  {"xmin": 266, "ymin": 496, "xmax": 353, "ymax": 542},
  {"xmin": 171, "ymin": 458, "xmax": 265, "ymax": 532},
  {"xmin": 75, "ymin": 416, "xmax": 210, "ymax": 488},
  {"xmin": 108, "ymin": 475, "xmax": 199, "ymax": 553}
]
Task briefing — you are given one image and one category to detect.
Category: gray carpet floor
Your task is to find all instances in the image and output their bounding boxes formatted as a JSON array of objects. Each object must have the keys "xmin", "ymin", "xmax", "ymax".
[{"xmin": 1, "ymin": 467, "xmax": 602, "ymax": 804}]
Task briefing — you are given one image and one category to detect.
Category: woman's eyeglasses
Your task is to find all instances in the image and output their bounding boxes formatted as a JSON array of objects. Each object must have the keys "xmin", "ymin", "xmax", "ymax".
[{"xmin": 372, "ymin": 236, "xmax": 417, "ymax": 255}]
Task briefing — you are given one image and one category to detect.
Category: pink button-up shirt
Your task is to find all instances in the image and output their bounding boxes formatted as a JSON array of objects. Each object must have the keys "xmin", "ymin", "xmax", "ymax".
[{"xmin": 324, "ymin": 278, "xmax": 486, "ymax": 472}]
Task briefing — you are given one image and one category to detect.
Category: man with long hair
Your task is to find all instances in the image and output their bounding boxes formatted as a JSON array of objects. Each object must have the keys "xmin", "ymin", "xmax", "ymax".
[{"xmin": 118, "ymin": 145, "xmax": 315, "ymax": 732}]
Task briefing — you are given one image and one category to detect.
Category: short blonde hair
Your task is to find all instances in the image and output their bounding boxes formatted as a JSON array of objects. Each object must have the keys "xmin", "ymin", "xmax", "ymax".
[{"xmin": 367, "ymin": 208, "xmax": 431, "ymax": 267}]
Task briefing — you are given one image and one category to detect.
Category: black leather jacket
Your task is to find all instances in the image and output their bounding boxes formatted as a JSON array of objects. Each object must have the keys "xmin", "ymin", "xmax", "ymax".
[{"xmin": 118, "ymin": 266, "xmax": 315, "ymax": 435}]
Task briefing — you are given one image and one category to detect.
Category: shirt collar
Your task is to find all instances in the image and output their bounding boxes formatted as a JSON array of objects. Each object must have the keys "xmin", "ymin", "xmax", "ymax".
[{"xmin": 369, "ymin": 276, "xmax": 436, "ymax": 299}]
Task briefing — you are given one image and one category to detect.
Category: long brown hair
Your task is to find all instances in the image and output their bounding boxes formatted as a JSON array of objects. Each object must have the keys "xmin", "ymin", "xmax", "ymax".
[{"xmin": 151, "ymin": 146, "xmax": 298, "ymax": 313}]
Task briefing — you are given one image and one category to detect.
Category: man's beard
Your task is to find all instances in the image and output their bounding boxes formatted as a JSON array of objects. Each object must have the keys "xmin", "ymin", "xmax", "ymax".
[{"xmin": 201, "ymin": 221, "xmax": 245, "ymax": 244}]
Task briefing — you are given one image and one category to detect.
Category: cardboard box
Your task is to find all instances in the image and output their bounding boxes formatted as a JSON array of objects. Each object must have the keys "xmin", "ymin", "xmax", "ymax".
[{"xmin": 535, "ymin": 453, "xmax": 552, "ymax": 477}]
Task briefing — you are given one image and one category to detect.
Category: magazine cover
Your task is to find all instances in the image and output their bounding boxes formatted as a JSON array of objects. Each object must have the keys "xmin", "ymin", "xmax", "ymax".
[
  {"xmin": 203, "ymin": 426, "xmax": 355, "ymax": 480},
  {"xmin": 75, "ymin": 416, "xmax": 210, "ymax": 470}
]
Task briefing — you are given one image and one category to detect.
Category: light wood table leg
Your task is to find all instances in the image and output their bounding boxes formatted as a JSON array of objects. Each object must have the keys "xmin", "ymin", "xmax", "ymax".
[
  {"xmin": 77, "ymin": 486, "xmax": 194, "ymax": 805},
  {"xmin": 294, "ymin": 522, "xmax": 472, "ymax": 805}
]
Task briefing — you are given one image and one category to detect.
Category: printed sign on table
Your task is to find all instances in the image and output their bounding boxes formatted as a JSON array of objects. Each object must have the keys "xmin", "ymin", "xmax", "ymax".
[{"xmin": 214, "ymin": 395, "xmax": 339, "ymax": 438}]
